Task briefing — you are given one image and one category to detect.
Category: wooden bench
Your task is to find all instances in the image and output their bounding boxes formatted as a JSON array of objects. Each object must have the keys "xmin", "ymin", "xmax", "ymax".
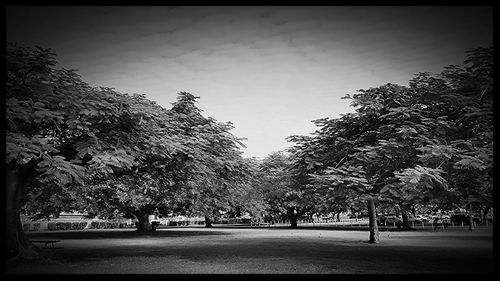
[{"xmin": 31, "ymin": 240, "xmax": 61, "ymax": 249}]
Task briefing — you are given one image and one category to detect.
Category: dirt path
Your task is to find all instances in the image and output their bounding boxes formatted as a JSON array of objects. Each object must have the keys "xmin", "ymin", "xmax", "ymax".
[{"xmin": 7, "ymin": 226, "xmax": 493, "ymax": 274}]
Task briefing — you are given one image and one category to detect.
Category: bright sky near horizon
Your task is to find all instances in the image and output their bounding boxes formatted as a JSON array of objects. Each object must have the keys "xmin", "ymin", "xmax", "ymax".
[{"xmin": 6, "ymin": 6, "xmax": 493, "ymax": 159}]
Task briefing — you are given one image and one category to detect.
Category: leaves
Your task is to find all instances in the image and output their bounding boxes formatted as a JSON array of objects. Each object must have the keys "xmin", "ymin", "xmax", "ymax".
[
  {"xmin": 394, "ymin": 165, "xmax": 447, "ymax": 188},
  {"xmin": 287, "ymin": 45, "xmax": 492, "ymax": 216},
  {"xmin": 36, "ymin": 155, "xmax": 87, "ymax": 186},
  {"xmin": 396, "ymin": 126, "xmax": 418, "ymax": 139},
  {"xmin": 453, "ymin": 155, "xmax": 486, "ymax": 171},
  {"xmin": 7, "ymin": 43, "xmax": 256, "ymax": 222}
]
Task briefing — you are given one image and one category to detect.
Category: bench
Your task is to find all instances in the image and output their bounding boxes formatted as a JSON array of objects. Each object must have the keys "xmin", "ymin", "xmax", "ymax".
[{"xmin": 31, "ymin": 240, "xmax": 61, "ymax": 249}]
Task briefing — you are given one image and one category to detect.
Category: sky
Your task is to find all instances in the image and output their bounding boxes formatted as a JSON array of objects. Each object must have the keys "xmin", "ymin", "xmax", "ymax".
[{"xmin": 6, "ymin": 6, "xmax": 493, "ymax": 159}]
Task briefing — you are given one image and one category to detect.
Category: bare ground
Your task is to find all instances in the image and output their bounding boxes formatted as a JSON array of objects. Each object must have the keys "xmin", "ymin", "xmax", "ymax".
[{"xmin": 6, "ymin": 225, "xmax": 494, "ymax": 274}]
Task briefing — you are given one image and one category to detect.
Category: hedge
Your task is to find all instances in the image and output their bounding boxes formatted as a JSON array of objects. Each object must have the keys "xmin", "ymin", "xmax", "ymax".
[
  {"xmin": 47, "ymin": 221, "xmax": 88, "ymax": 231},
  {"xmin": 168, "ymin": 220, "xmax": 194, "ymax": 226},
  {"xmin": 88, "ymin": 221, "xmax": 126, "ymax": 229},
  {"xmin": 26, "ymin": 221, "xmax": 134, "ymax": 231},
  {"xmin": 22, "ymin": 222, "xmax": 42, "ymax": 232}
]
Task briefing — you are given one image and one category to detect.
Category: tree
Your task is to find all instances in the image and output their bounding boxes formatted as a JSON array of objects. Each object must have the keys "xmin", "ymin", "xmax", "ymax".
[
  {"xmin": 22, "ymin": 89, "xmax": 194, "ymax": 232},
  {"xmin": 6, "ymin": 43, "xmax": 190, "ymax": 258},
  {"xmin": 258, "ymin": 151, "xmax": 294, "ymax": 223},
  {"xmin": 6, "ymin": 44, "xmax": 110, "ymax": 258},
  {"xmin": 290, "ymin": 46, "xmax": 493, "ymax": 242},
  {"xmin": 405, "ymin": 46, "xmax": 493, "ymax": 230},
  {"xmin": 290, "ymin": 100, "xmax": 423, "ymax": 241},
  {"xmin": 224, "ymin": 157, "xmax": 269, "ymax": 223},
  {"xmin": 258, "ymin": 151, "xmax": 320, "ymax": 228},
  {"xmin": 159, "ymin": 93, "xmax": 255, "ymax": 227},
  {"xmin": 46, "ymin": 92, "xmax": 251, "ymax": 232}
]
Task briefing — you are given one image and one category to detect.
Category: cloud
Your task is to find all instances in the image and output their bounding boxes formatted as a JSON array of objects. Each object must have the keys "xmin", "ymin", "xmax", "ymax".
[{"xmin": 7, "ymin": 6, "xmax": 492, "ymax": 159}]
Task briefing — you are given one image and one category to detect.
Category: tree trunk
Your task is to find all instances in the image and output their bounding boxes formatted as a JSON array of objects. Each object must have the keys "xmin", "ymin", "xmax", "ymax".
[
  {"xmin": 481, "ymin": 205, "xmax": 489, "ymax": 224},
  {"xmin": 367, "ymin": 196, "xmax": 380, "ymax": 243},
  {"xmin": 290, "ymin": 215, "xmax": 298, "ymax": 228},
  {"xmin": 468, "ymin": 203, "xmax": 475, "ymax": 231},
  {"xmin": 350, "ymin": 207, "xmax": 357, "ymax": 218},
  {"xmin": 287, "ymin": 207, "xmax": 299, "ymax": 228},
  {"xmin": 286, "ymin": 207, "xmax": 297, "ymax": 228},
  {"xmin": 6, "ymin": 166, "xmax": 41, "ymax": 260},
  {"xmin": 336, "ymin": 212, "xmax": 340, "ymax": 222},
  {"xmin": 400, "ymin": 205, "xmax": 410, "ymax": 230},
  {"xmin": 135, "ymin": 212, "xmax": 153, "ymax": 232},
  {"xmin": 205, "ymin": 215, "xmax": 213, "ymax": 228}
]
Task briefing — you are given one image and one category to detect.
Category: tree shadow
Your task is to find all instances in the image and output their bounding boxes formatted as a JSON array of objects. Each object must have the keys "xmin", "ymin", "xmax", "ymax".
[
  {"xmin": 12, "ymin": 227, "xmax": 493, "ymax": 275},
  {"xmin": 33, "ymin": 234, "xmax": 375, "ymax": 264},
  {"xmin": 226, "ymin": 225, "xmax": 421, "ymax": 232},
  {"xmin": 26, "ymin": 229, "xmax": 230, "ymax": 240},
  {"xmin": 214, "ymin": 225, "xmax": 377, "ymax": 232}
]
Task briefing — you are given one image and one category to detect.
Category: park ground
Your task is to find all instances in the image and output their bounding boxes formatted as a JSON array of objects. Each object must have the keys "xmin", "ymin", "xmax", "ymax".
[{"xmin": 6, "ymin": 225, "xmax": 494, "ymax": 274}]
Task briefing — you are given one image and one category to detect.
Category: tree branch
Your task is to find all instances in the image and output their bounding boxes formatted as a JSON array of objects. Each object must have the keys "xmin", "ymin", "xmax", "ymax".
[
  {"xmin": 478, "ymin": 82, "xmax": 490, "ymax": 103},
  {"xmin": 334, "ymin": 155, "xmax": 347, "ymax": 169}
]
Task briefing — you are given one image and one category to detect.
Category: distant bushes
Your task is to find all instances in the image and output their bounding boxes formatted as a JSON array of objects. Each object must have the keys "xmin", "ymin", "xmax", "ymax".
[
  {"xmin": 89, "ymin": 221, "xmax": 118, "ymax": 229},
  {"xmin": 167, "ymin": 220, "xmax": 205, "ymax": 226},
  {"xmin": 23, "ymin": 220, "xmax": 143, "ymax": 231},
  {"xmin": 22, "ymin": 222, "xmax": 40, "ymax": 232},
  {"xmin": 45, "ymin": 221, "xmax": 134, "ymax": 230},
  {"xmin": 168, "ymin": 221, "xmax": 188, "ymax": 226},
  {"xmin": 89, "ymin": 221, "xmax": 133, "ymax": 229},
  {"xmin": 47, "ymin": 222, "xmax": 88, "ymax": 231}
]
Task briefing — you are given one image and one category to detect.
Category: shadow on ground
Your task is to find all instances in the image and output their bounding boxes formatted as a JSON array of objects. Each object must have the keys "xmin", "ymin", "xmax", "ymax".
[
  {"xmin": 26, "ymin": 229, "xmax": 230, "ymax": 240},
  {"xmin": 22, "ymin": 234, "xmax": 411, "ymax": 263},
  {"xmin": 211, "ymin": 225, "xmax": 404, "ymax": 232},
  {"xmin": 10, "ymin": 232, "xmax": 493, "ymax": 274},
  {"xmin": 9, "ymin": 227, "xmax": 493, "ymax": 274}
]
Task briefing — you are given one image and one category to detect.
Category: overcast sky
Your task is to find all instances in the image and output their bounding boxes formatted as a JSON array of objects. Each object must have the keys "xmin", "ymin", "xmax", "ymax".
[{"xmin": 6, "ymin": 6, "xmax": 493, "ymax": 159}]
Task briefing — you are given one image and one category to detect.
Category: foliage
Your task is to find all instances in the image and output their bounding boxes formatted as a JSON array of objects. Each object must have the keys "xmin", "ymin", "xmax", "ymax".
[
  {"xmin": 287, "ymin": 46, "xmax": 493, "ymax": 226},
  {"xmin": 167, "ymin": 93, "xmax": 259, "ymax": 220},
  {"xmin": 47, "ymin": 222, "xmax": 88, "ymax": 231},
  {"xmin": 8, "ymin": 43, "xmax": 256, "ymax": 232},
  {"xmin": 257, "ymin": 151, "xmax": 294, "ymax": 220},
  {"xmin": 408, "ymin": 46, "xmax": 493, "ymax": 213},
  {"xmin": 6, "ymin": 43, "xmax": 192, "ymax": 223},
  {"xmin": 257, "ymin": 151, "xmax": 320, "ymax": 223},
  {"xmin": 71, "ymin": 92, "xmax": 258, "ymax": 225}
]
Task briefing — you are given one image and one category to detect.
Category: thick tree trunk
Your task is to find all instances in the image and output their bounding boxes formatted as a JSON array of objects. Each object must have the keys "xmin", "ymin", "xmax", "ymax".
[
  {"xmin": 468, "ymin": 203, "xmax": 475, "ymax": 231},
  {"xmin": 287, "ymin": 207, "xmax": 299, "ymax": 228},
  {"xmin": 135, "ymin": 212, "xmax": 153, "ymax": 232},
  {"xmin": 6, "ymin": 166, "xmax": 41, "ymax": 260},
  {"xmin": 367, "ymin": 196, "xmax": 380, "ymax": 243},
  {"xmin": 205, "ymin": 215, "xmax": 213, "ymax": 228},
  {"xmin": 400, "ymin": 205, "xmax": 411, "ymax": 230},
  {"xmin": 336, "ymin": 212, "xmax": 340, "ymax": 222},
  {"xmin": 290, "ymin": 215, "xmax": 298, "ymax": 228}
]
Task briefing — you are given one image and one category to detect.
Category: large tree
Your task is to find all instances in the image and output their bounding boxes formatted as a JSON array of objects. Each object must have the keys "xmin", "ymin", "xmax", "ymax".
[
  {"xmin": 290, "ymin": 46, "xmax": 492, "ymax": 241},
  {"xmin": 160, "ymin": 93, "xmax": 256, "ymax": 228},
  {"xmin": 403, "ymin": 47, "xmax": 493, "ymax": 229},
  {"xmin": 22, "ymin": 90, "xmax": 193, "ymax": 232},
  {"xmin": 24, "ymin": 93, "xmax": 254, "ymax": 232},
  {"xmin": 6, "ymin": 43, "xmax": 190, "ymax": 258}
]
